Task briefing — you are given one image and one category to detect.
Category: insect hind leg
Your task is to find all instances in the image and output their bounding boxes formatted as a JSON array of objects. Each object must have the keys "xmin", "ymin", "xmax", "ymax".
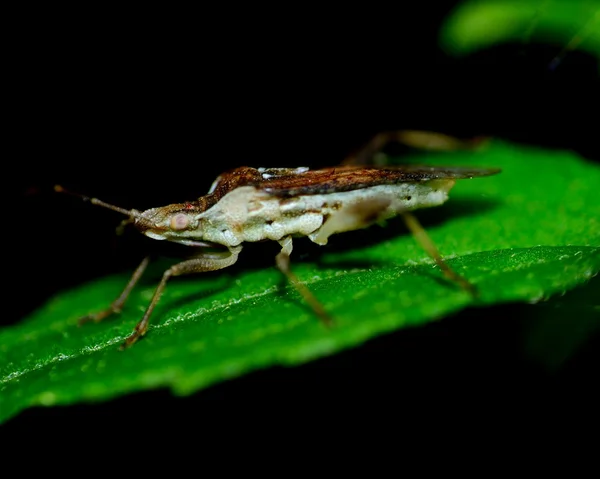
[
  {"xmin": 342, "ymin": 130, "xmax": 486, "ymax": 166},
  {"xmin": 401, "ymin": 211, "xmax": 478, "ymax": 297}
]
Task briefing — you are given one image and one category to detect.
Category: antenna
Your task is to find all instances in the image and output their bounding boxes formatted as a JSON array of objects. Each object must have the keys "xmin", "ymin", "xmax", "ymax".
[{"xmin": 54, "ymin": 185, "xmax": 154, "ymax": 229}]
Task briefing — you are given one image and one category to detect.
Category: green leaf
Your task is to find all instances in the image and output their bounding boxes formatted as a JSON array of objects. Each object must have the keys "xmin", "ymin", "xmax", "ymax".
[
  {"xmin": 1, "ymin": 140, "xmax": 599, "ymax": 423},
  {"xmin": 439, "ymin": 0, "xmax": 600, "ymax": 60}
]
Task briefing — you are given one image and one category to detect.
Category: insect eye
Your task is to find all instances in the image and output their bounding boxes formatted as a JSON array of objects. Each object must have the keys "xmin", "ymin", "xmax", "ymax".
[{"xmin": 170, "ymin": 213, "xmax": 189, "ymax": 231}]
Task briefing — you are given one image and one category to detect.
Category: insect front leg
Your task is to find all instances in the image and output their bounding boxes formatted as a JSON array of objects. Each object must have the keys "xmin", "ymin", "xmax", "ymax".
[
  {"xmin": 275, "ymin": 237, "xmax": 333, "ymax": 327},
  {"xmin": 121, "ymin": 246, "xmax": 242, "ymax": 349},
  {"xmin": 78, "ymin": 256, "xmax": 151, "ymax": 326}
]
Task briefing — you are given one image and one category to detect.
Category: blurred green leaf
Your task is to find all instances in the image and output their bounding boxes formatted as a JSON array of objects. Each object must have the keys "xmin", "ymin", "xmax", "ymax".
[
  {"xmin": 1, "ymin": 140, "xmax": 599, "ymax": 423},
  {"xmin": 439, "ymin": 0, "xmax": 600, "ymax": 61}
]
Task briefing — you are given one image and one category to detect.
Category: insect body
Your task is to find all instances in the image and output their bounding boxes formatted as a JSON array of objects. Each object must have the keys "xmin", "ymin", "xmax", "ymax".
[{"xmin": 57, "ymin": 164, "xmax": 500, "ymax": 349}]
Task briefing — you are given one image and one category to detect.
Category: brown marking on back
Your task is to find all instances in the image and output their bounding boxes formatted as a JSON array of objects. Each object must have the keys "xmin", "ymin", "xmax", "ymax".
[
  {"xmin": 205, "ymin": 165, "xmax": 500, "ymax": 200},
  {"xmin": 254, "ymin": 165, "xmax": 500, "ymax": 197},
  {"xmin": 209, "ymin": 167, "xmax": 265, "ymax": 200}
]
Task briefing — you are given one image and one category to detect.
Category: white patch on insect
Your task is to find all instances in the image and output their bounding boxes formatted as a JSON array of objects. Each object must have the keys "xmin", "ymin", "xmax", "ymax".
[
  {"xmin": 257, "ymin": 167, "xmax": 309, "ymax": 176},
  {"xmin": 194, "ymin": 179, "xmax": 455, "ymax": 247},
  {"xmin": 207, "ymin": 175, "xmax": 222, "ymax": 194}
]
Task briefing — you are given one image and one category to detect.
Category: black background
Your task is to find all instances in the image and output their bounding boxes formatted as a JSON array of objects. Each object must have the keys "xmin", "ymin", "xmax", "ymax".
[{"xmin": 3, "ymin": 2, "xmax": 599, "ymax": 433}]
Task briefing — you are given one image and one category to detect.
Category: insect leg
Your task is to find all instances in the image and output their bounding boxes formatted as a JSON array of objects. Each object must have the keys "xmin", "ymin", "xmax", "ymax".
[
  {"xmin": 275, "ymin": 236, "xmax": 333, "ymax": 327},
  {"xmin": 342, "ymin": 130, "xmax": 486, "ymax": 165},
  {"xmin": 121, "ymin": 247, "xmax": 242, "ymax": 349},
  {"xmin": 342, "ymin": 131, "xmax": 397, "ymax": 166},
  {"xmin": 78, "ymin": 256, "xmax": 151, "ymax": 325},
  {"xmin": 400, "ymin": 211, "xmax": 478, "ymax": 297}
]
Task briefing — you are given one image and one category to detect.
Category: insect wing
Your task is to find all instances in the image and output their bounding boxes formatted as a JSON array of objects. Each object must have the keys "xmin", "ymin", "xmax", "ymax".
[{"xmin": 258, "ymin": 165, "xmax": 501, "ymax": 197}]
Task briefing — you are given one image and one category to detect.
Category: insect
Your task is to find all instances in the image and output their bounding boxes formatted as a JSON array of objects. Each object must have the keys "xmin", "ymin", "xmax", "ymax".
[{"xmin": 56, "ymin": 161, "xmax": 500, "ymax": 349}]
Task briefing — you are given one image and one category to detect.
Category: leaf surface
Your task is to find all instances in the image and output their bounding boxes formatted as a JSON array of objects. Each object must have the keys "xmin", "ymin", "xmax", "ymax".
[{"xmin": 1, "ymin": 140, "xmax": 599, "ymax": 423}]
